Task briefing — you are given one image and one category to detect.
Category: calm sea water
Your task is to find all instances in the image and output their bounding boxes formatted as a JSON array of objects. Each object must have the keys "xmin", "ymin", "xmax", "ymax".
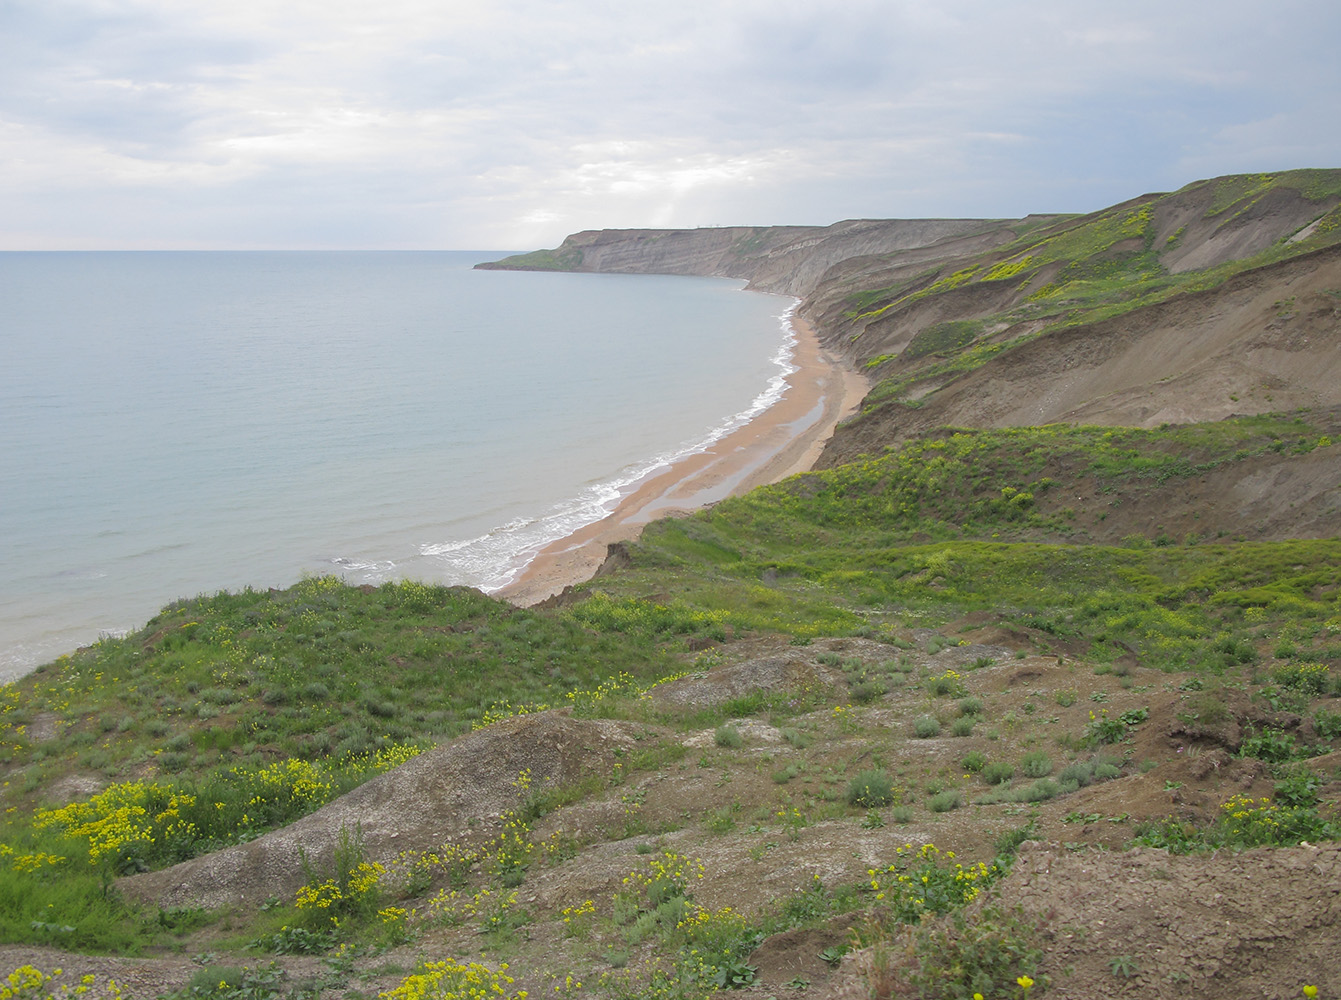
[{"xmin": 0, "ymin": 252, "xmax": 795, "ymax": 679}]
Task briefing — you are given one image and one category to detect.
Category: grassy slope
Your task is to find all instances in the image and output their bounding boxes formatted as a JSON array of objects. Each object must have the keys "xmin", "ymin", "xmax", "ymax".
[
  {"xmin": 834, "ymin": 169, "xmax": 1341, "ymax": 417},
  {"xmin": 571, "ymin": 414, "xmax": 1341, "ymax": 671}
]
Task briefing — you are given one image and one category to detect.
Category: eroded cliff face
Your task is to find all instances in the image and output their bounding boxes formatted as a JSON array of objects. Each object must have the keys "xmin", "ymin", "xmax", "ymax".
[{"xmin": 478, "ymin": 218, "xmax": 1024, "ymax": 297}]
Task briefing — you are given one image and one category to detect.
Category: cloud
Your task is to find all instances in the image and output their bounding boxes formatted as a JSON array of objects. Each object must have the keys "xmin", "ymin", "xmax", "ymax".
[{"xmin": 1, "ymin": 0, "xmax": 1339, "ymax": 247}]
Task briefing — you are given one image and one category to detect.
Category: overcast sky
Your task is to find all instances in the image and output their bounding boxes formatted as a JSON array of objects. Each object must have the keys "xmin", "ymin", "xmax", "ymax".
[{"xmin": 3, "ymin": 0, "xmax": 1339, "ymax": 250}]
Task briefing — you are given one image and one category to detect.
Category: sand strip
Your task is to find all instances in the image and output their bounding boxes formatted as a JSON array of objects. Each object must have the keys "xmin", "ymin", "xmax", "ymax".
[{"xmin": 497, "ymin": 314, "xmax": 868, "ymax": 606}]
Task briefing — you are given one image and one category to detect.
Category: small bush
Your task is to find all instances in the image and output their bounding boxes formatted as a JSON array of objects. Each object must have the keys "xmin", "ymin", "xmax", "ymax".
[
  {"xmin": 1182, "ymin": 692, "xmax": 1231, "ymax": 726},
  {"xmin": 705, "ymin": 806, "xmax": 737, "ymax": 834},
  {"xmin": 927, "ymin": 670, "xmax": 966, "ymax": 697},
  {"xmin": 961, "ymin": 751, "xmax": 988, "ymax": 773},
  {"xmin": 878, "ymin": 904, "xmax": 1048, "ymax": 1000},
  {"xmin": 890, "ymin": 805, "xmax": 916, "ymax": 824},
  {"xmin": 850, "ymin": 680, "xmax": 884, "ymax": 704},
  {"xmin": 1013, "ymin": 778, "xmax": 1060, "ymax": 803},
  {"xmin": 958, "ymin": 696, "xmax": 984, "ymax": 716},
  {"xmin": 847, "ymin": 769, "xmax": 896, "ymax": 808},
  {"xmin": 780, "ymin": 727, "xmax": 812, "ymax": 749},
  {"xmin": 1273, "ymin": 662, "xmax": 1330, "ymax": 696},
  {"xmin": 925, "ymin": 635, "xmax": 952, "ymax": 655},
  {"xmin": 714, "ymin": 724, "xmax": 743, "ymax": 749},
  {"xmin": 1314, "ymin": 709, "xmax": 1341, "ymax": 740},
  {"xmin": 1020, "ymin": 751, "xmax": 1053, "ymax": 778},
  {"xmin": 981, "ymin": 762, "xmax": 1014, "ymax": 785},
  {"xmin": 927, "ymin": 790, "xmax": 960, "ymax": 813},
  {"xmin": 913, "ymin": 716, "xmax": 942, "ymax": 739},
  {"xmin": 1239, "ymin": 727, "xmax": 1304, "ymax": 763},
  {"xmin": 1057, "ymin": 762, "xmax": 1094, "ymax": 788},
  {"xmin": 951, "ymin": 717, "xmax": 975, "ymax": 737}
]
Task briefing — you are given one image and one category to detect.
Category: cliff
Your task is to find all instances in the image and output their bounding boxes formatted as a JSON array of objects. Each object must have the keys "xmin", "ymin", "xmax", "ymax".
[
  {"xmin": 476, "ymin": 217, "xmax": 1035, "ymax": 297},
  {"xmin": 484, "ymin": 170, "xmax": 1341, "ymax": 461}
]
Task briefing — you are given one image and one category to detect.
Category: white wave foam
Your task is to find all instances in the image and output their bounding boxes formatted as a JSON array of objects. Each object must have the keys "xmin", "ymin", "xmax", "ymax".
[
  {"xmin": 421, "ymin": 297, "xmax": 802, "ymax": 593},
  {"xmin": 331, "ymin": 556, "xmax": 397, "ymax": 574}
]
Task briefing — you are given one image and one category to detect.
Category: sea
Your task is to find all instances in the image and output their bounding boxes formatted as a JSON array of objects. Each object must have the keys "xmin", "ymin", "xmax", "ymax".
[{"xmin": 0, "ymin": 251, "xmax": 797, "ymax": 680}]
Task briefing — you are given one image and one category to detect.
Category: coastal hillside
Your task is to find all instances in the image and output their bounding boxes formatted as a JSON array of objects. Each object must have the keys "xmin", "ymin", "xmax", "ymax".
[
  {"xmin": 486, "ymin": 170, "xmax": 1341, "ymax": 458},
  {"xmin": 477, "ymin": 218, "xmax": 1045, "ymax": 298},
  {"xmin": 3, "ymin": 171, "xmax": 1340, "ymax": 1000}
]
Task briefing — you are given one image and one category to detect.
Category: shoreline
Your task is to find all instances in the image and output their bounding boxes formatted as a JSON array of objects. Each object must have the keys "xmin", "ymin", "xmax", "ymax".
[{"xmin": 497, "ymin": 313, "xmax": 867, "ymax": 606}]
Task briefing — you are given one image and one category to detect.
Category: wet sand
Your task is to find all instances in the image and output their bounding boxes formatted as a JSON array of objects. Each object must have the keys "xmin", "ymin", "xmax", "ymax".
[{"xmin": 497, "ymin": 314, "xmax": 867, "ymax": 606}]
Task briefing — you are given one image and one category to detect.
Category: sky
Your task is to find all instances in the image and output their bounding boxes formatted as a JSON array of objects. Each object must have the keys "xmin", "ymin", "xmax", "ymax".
[{"xmin": 3, "ymin": 0, "xmax": 1340, "ymax": 250}]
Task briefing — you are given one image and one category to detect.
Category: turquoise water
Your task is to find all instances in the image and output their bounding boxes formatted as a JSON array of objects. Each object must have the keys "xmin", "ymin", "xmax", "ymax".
[{"xmin": 0, "ymin": 252, "xmax": 795, "ymax": 678}]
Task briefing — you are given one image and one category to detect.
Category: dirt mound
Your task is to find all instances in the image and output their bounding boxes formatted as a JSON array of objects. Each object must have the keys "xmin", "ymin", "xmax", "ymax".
[
  {"xmin": 1003, "ymin": 840, "xmax": 1339, "ymax": 998},
  {"xmin": 117, "ymin": 712, "xmax": 641, "ymax": 910},
  {"xmin": 827, "ymin": 840, "xmax": 1341, "ymax": 1000},
  {"xmin": 649, "ymin": 655, "xmax": 844, "ymax": 709}
]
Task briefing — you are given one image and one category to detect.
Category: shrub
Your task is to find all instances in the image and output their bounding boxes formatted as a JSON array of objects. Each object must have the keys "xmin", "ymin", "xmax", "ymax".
[
  {"xmin": 951, "ymin": 717, "xmax": 975, "ymax": 737},
  {"xmin": 294, "ymin": 825, "xmax": 385, "ymax": 925},
  {"xmin": 1272, "ymin": 662, "xmax": 1330, "ymax": 696},
  {"xmin": 850, "ymin": 681, "xmax": 884, "ymax": 704},
  {"xmin": 714, "ymin": 724, "xmax": 743, "ymax": 749},
  {"xmin": 1013, "ymin": 778, "xmax": 1060, "ymax": 803},
  {"xmin": 1057, "ymin": 762, "xmax": 1094, "ymax": 789},
  {"xmin": 1314, "ymin": 709, "xmax": 1341, "ymax": 740},
  {"xmin": 927, "ymin": 790, "xmax": 960, "ymax": 813},
  {"xmin": 780, "ymin": 727, "xmax": 812, "ymax": 749},
  {"xmin": 1020, "ymin": 751, "xmax": 1053, "ymax": 778},
  {"xmin": 864, "ymin": 844, "xmax": 1003, "ymax": 925},
  {"xmin": 1182, "ymin": 692, "xmax": 1231, "ymax": 726},
  {"xmin": 927, "ymin": 670, "xmax": 966, "ymax": 697},
  {"xmin": 1239, "ymin": 726, "xmax": 1304, "ymax": 763},
  {"xmin": 913, "ymin": 716, "xmax": 942, "ymax": 739},
  {"xmin": 847, "ymin": 769, "xmax": 896, "ymax": 808},
  {"xmin": 958, "ymin": 696, "xmax": 984, "ymax": 716},
  {"xmin": 1274, "ymin": 765, "xmax": 1321, "ymax": 808},
  {"xmin": 981, "ymin": 762, "xmax": 1014, "ymax": 785},
  {"xmin": 1137, "ymin": 793, "xmax": 1340, "ymax": 851},
  {"xmin": 869, "ymin": 904, "xmax": 1048, "ymax": 1000},
  {"xmin": 890, "ymin": 805, "xmax": 916, "ymax": 824}
]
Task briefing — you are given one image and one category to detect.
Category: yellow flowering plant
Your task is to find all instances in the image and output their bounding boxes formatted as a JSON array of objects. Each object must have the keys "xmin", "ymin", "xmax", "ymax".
[
  {"xmin": 864, "ymin": 843, "xmax": 1002, "ymax": 925},
  {"xmin": 380, "ymin": 959, "xmax": 527, "ymax": 1000}
]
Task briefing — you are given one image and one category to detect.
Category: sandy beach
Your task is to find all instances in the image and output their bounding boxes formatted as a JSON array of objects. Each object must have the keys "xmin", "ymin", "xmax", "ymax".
[{"xmin": 497, "ymin": 314, "xmax": 867, "ymax": 606}]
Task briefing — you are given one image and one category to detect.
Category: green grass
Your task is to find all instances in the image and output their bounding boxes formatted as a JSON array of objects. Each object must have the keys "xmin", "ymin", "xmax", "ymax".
[
  {"xmin": 560, "ymin": 415, "xmax": 1339, "ymax": 670},
  {"xmin": 841, "ymin": 170, "xmax": 1341, "ymax": 422},
  {"xmin": 482, "ymin": 245, "xmax": 584, "ymax": 270},
  {"xmin": 2, "ymin": 578, "xmax": 686, "ymax": 787}
]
